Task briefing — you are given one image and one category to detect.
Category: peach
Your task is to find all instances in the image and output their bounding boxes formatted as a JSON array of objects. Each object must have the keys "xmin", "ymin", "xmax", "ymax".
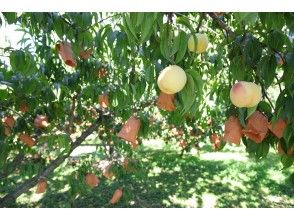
[
  {"xmin": 188, "ymin": 33, "xmax": 209, "ymax": 53},
  {"xmin": 157, "ymin": 65, "xmax": 187, "ymax": 94},
  {"xmin": 230, "ymin": 81, "xmax": 262, "ymax": 108}
]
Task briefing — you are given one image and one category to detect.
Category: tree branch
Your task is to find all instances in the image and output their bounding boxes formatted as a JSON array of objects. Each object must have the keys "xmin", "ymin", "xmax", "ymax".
[
  {"xmin": 0, "ymin": 110, "xmax": 110, "ymax": 207},
  {"xmin": 207, "ymin": 13, "xmax": 235, "ymax": 38}
]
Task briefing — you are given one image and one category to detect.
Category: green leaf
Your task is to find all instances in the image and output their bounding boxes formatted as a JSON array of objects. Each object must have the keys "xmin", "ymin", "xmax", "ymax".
[
  {"xmin": 140, "ymin": 13, "xmax": 157, "ymax": 43},
  {"xmin": 176, "ymin": 16, "xmax": 195, "ymax": 33},
  {"xmin": 281, "ymin": 52, "xmax": 294, "ymax": 88},
  {"xmin": 2, "ymin": 12, "xmax": 17, "ymax": 24},
  {"xmin": 229, "ymin": 56, "xmax": 247, "ymax": 81},
  {"xmin": 9, "ymin": 50, "xmax": 35, "ymax": 75},
  {"xmin": 179, "ymin": 74, "xmax": 196, "ymax": 115},
  {"xmin": 186, "ymin": 69, "xmax": 203, "ymax": 94},
  {"xmin": 159, "ymin": 24, "xmax": 173, "ymax": 62},
  {"xmin": 281, "ymin": 155, "xmax": 294, "ymax": 169},
  {"xmin": 267, "ymin": 31, "xmax": 285, "ymax": 51},
  {"xmin": 284, "ymin": 13, "xmax": 294, "ymax": 32},
  {"xmin": 257, "ymin": 55, "xmax": 277, "ymax": 88},
  {"xmin": 246, "ymin": 105, "xmax": 257, "ymax": 119},
  {"xmin": 236, "ymin": 12, "xmax": 258, "ymax": 25},
  {"xmin": 258, "ymin": 101, "xmax": 272, "ymax": 115},
  {"xmin": 123, "ymin": 14, "xmax": 138, "ymax": 41},
  {"xmin": 259, "ymin": 13, "xmax": 285, "ymax": 30},
  {"xmin": 283, "ymin": 124, "xmax": 293, "ymax": 146},
  {"xmin": 238, "ymin": 108, "xmax": 247, "ymax": 128},
  {"xmin": 136, "ymin": 13, "xmax": 145, "ymax": 27},
  {"xmin": 243, "ymin": 36, "xmax": 262, "ymax": 66},
  {"xmin": 175, "ymin": 31, "xmax": 188, "ymax": 63}
]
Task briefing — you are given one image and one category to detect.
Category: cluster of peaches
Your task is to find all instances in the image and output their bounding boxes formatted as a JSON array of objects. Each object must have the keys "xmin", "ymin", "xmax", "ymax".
[
  {"xmin": 216, "ymin": 81, "xmax": 291, "ymax": 155},
  {"xmin": 2, "ymin": 110, "xmax": 49, "ymax": 147}
]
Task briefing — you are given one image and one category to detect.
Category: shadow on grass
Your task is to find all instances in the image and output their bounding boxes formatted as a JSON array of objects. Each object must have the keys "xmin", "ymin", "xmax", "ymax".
[{"xmin": 6, "ymin": 148, "xmax": 293, "ymax": 208}]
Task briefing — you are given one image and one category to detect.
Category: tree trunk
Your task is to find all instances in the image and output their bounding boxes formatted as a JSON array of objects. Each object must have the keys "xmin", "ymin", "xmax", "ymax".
[{"xmin": 0, "ymin": 112, "xmax": 107, "ymax": 207}]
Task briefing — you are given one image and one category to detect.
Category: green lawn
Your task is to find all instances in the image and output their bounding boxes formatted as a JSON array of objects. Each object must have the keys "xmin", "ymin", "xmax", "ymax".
[{"xmin": 1, "ymin": 141, "xmax": 294, "ymax": 208}]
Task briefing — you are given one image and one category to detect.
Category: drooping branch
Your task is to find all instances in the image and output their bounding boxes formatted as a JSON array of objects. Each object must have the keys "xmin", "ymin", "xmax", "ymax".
[{"xmin": 0, "ymin": 110, "xmax": 110, "ymax": 207}]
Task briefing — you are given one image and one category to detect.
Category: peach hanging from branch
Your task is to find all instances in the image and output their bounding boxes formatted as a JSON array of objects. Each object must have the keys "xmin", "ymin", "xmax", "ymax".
[
  {"xmin": 56, "ymin": 42, "xmax": 77, "ymax": 68},
  {"xmin": 268, "ymin": 118, "xmax": 287, "ymax": 139},
  {"xmin": 223, "ymin": 116, "xmax": 243, "ymax": 145},
  {"xmin": 117, "ymin": 116, "xmax": 141, "ymax": 147},
  {"xmin": 242, "ymin": 111, "xmax": 268, "ymax": 143},
  {"xmin": 156, "ymin": 92, "xmax": 176, "ymax": 112}
]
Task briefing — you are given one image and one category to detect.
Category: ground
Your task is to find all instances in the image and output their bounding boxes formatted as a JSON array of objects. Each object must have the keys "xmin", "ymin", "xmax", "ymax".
[{"xmin": 1, "ymin": 140, "xmax": 294, "ymax": 208}]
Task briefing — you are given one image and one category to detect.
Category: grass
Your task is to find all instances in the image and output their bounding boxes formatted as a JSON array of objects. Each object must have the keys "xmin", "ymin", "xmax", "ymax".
[{"xmin": 1, "ymin": 140, "xmax": 294, "ymax": 208}]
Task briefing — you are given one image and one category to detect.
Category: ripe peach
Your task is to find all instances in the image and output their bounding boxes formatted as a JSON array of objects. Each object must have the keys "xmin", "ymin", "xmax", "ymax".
[
  {"xmin": 157, "ymin": 65, "xmax": 187, "ymax": 94},
  {"xmin": 188, "ymin": 34, "xmax": 209, "ymax": 53},
  {"xmin": 230, "ymin": 81, "xmax": 262, "ymax": 108}
]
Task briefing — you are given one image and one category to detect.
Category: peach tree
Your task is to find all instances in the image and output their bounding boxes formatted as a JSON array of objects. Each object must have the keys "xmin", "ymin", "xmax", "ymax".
[{"xmin": 0, "ymin": 12, "xmax": 293, "ymax": 206}]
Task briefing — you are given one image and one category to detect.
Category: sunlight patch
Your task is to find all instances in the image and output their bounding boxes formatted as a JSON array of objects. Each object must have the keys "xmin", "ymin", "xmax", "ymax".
[
  {"xmin": 267, "ymin": 169, "xmax": 286, "ymax": 182},
  {"xmin": 142, "ymin": 139, "xmax": 164, "ymax": 149},
  {"xmin": 70, "ymin": 146, "xmax": 96, "ymax": 157},
  {"xmin": 202, "ymin": 193, "xmax": 218, "ymax": 208},
  {"xmin": 148, "ymin": 167, "xmax": 162, "ymax": 177},
  {"xmin": 168, "ymin": 194, "xmax": 198, "ymax": 208},
  {"xmin": 58, "ymin": 184, "xmax": 70, "ymax": 193},
  {"xmin": 200, "ymin": 152, "xmax": 248, "ymax": 162},
  {"xmin": 174, "ymin": 165, "xmax": 181, "ymax": 172}
]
